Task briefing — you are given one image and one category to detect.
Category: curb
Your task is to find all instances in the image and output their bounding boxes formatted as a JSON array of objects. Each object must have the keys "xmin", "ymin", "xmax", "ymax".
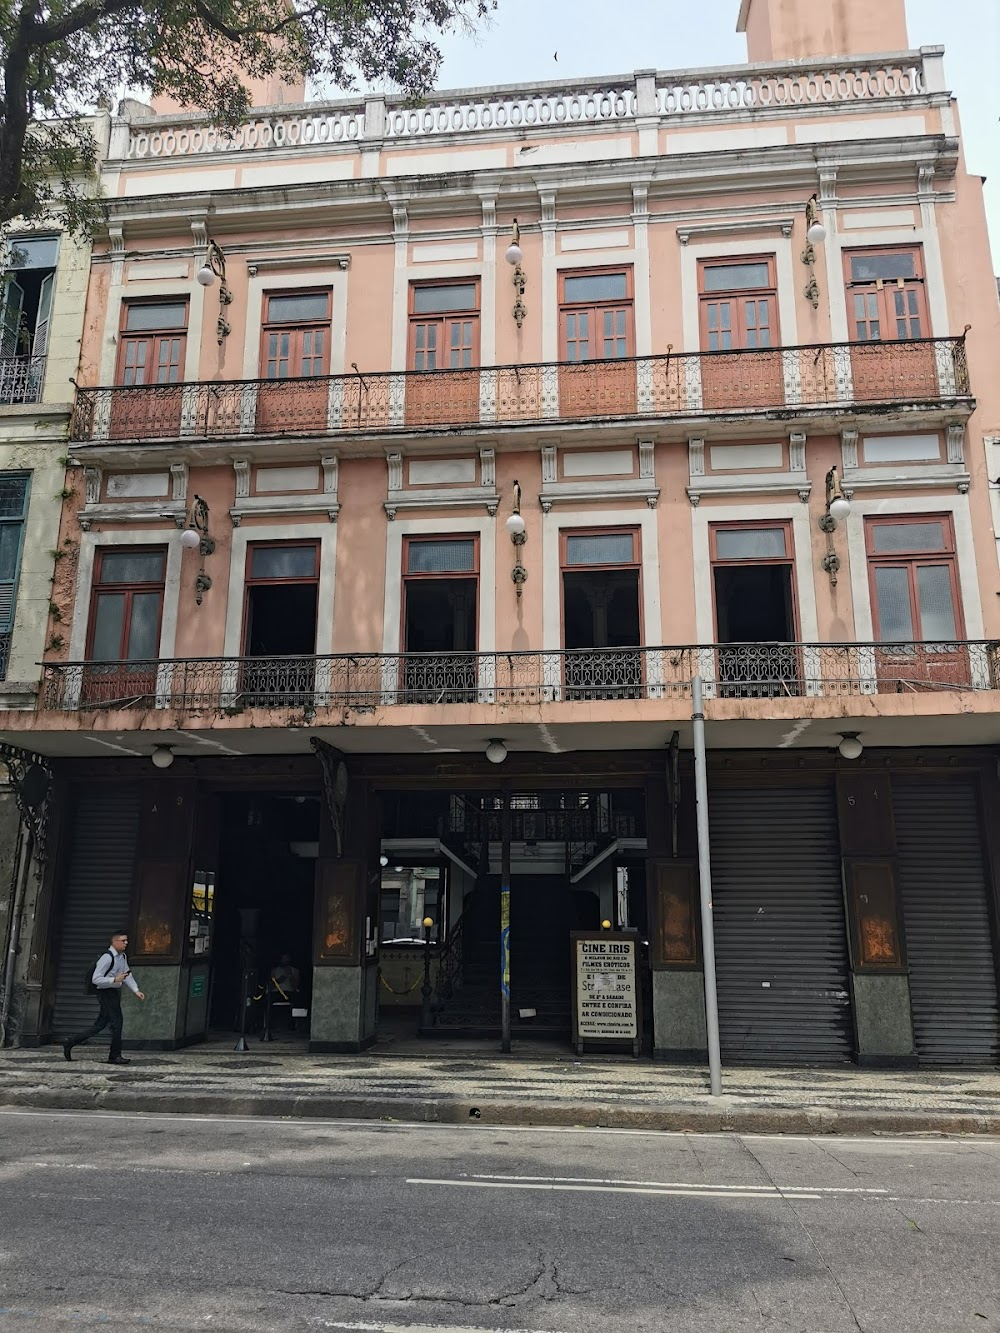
[{"xmin": 1, "ymin": 1086, "xmax": 998, "ymax": 1136}]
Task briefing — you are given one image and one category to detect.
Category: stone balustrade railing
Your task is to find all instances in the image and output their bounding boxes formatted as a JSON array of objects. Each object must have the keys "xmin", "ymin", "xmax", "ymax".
[{"xmin": 119, "ymin": 48, "xmax": 940, "ymax": 161}]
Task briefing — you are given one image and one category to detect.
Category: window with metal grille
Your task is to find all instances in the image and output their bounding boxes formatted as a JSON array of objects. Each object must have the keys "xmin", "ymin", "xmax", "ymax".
[
  {"xmin": 406, "ymin": 539, "xmax": 477, "ymax": 574},
  {"xmin": 0, "ymin": 474, "xmax": 29, "ymax": 676}
]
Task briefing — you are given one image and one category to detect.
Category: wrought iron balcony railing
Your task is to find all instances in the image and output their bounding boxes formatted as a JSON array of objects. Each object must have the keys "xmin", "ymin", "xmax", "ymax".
[
  {"xmin": 39, "ymin": 641, "xmax": 1000, "ymax": 712},
  {"xmin": 69, "ymin": 337, "xmax": 971, "ymax": 445},
  {"xmin": 0, "ymin": 355, "xmax": 46, "ymax": 406}
]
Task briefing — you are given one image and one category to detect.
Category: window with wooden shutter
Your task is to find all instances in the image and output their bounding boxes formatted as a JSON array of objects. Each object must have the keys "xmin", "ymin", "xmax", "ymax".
[{"xmin": 0, "ymin": 473, "xmax": 30, "ymax": 678}]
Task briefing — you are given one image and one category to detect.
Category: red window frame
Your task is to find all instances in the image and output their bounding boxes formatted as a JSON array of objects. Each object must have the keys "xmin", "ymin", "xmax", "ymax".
[
  {"xmin": 844, "ymin": 246, "xmax": 929, "ymax": 343},
  {"xmin": 559, "ymin": 526, "xmax": 643, "ymax": 646},
  {"xmin": 115, "ymin": 301, "xmax": 188, "ymax": 386},
  {"xmin": 260, "ymin": 290, "xmax": 332, "ymax": 379},
  {"xmin": 241, "ymin": 540, "xmax": 321, "ymax": 653},
  {"xmin": 558, "ymin": 268, "xmax": 634, "ymax": 362},
  {"xmin": 85, "ymin": 546, "xmax": 167, "ymax": 662},
  {"xmin": 698, "ymin": 256, "xmax": 779, "ymax": 352},
  {"xmin": 708, "ymin": 520, "xmax": 799, "ymax": 639},
  {"xmin": 407, "ymin": 282, "xmax": 481, "ymax": 372},
  {"xmin": 401, "ymin": 534, "xmax": 480, "ymax": 651},
  {"xmin": 865, "ymin": 515, "xmax": 963, "ymax": 642}
]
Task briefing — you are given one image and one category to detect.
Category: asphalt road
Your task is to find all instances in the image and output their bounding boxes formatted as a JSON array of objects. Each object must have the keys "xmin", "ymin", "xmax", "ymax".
[{"xmin": 1, "ymin": 1110, "xmax": 999, "ymax": 1332}]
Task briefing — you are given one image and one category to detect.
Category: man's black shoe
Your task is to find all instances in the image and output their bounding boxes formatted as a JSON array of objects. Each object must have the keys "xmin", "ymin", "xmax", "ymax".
[
  {"xmin": 107, "ymin": 1056, "xmax": 131, "ymax": 1066},
  {"xmin": 62, "ymin": 1041, "xmax": 72, "ymax": 1061}
]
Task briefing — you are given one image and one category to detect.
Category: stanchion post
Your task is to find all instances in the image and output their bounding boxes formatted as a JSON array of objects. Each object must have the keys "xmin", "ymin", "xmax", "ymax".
[{"xmin": 420, "ymin": 915, "xmax": 434, "ymax": 1030}]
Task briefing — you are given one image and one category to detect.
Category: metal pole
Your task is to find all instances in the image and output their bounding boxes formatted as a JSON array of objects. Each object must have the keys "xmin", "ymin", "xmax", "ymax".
[
  {"xmin": 420, "ymin": 916, "xmax": 434, "ymax": 1031},
  {"xmin": 692, "ymin": 675, "xmax": 723, "ymax": 1097},
  {"xmin": 500, "ymin": 788, "xmax": 511, "ymax": 1053},
  {"xmin": 0, "ymin": 823, "xmax": 32, "ymax": 1046}
]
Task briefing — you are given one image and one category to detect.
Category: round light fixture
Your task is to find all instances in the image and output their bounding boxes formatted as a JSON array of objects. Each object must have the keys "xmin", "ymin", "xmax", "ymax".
[
  {"xmin": 151, "ymin": 745, "xmax": 174, "ymax": 769},
  {"xmin": 485, "ymin": 738, "xmax": 508, "ymax": 765},
  {"xmin": 505, "ymin": 242, "xmax": 523, "ymax": 267},
  {"xmin": 180, "ymin": 527, "xmax": 200, "ymax": 550},
  {"xmin": 829, "ymin": 495, "xmax": 851, "ymax": 523},
  {"xmin": 379, "ymin": 854, "xmax": 389, "ymax": 868},
  {"xmin": 807, "ymin": 220, "xmax": 827, "ymax": 245},
  {"xmin": 838, "ymin": 733, "xmax": 863, "ymax": 761},
  {"xmin": 505, "ymin": 513, "xmax": 526, "ymax": 538},
  {"xmin": 601, "ymin": 919, "xmax": 612, "ymax": 930},
  {"xmin": 196, "ymin": 264, "xmax": 216, "ymax": 287},
  {"xmin": 422, "ymin": 916, "xmax": 434, "ymax": 929}
]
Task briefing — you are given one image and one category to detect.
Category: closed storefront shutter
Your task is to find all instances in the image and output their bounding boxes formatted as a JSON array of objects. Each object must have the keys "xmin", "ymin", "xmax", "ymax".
[
  {"xmin": 711, "ymin": 784, "xmax": 853, "ymax": 1063},
  {"xmin": 50, "ymin": 785, "xmax": 141, "ymax": 1040},
  {"xmin": 893, "ymin": 779, "xmax": 1000, "ymax": 1066}
]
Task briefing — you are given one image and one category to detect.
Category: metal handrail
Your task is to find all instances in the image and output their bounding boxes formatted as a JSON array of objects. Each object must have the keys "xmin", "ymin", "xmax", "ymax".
[
  {"xmin": 68, "ymin": 335, "xmax": 972, "ymax": 443},
  {"xmin": 38, "ymin": 640, "xmax": 1000, "ymax": 711}
]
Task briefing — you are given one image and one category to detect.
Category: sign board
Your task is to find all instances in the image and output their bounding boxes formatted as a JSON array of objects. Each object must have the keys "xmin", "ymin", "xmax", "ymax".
[
  {"xmin": 570, "ymin": 931, "xmax": 641, "ymax": 1057},
  {"xmin": 190, "ymin": 973, "xmax": 206, "ymax": 998}
]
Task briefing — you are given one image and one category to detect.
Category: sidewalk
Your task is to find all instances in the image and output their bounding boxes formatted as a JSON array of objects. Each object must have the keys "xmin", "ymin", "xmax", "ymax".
[{"xmin": 2, "ymin": 1036, "xmax": 999, "ymax": 1135}]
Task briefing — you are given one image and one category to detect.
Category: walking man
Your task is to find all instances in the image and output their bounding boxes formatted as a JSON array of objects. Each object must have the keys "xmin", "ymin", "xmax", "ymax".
[{"xmin": 63, "ymin": 932, "xmax": 145, "ymax": 1065}]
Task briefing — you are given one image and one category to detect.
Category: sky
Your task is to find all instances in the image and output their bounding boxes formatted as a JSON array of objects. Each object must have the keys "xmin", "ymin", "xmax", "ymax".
[{"xmin": 420, "ymin": 0, "xmax": 1000, "ymax": 266}]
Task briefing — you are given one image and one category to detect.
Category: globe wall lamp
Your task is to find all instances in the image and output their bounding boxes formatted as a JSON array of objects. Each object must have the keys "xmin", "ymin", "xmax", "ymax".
[
  {"xmin": 838, "ymin": 733, "xmax": 864, "ymax": 761},
  {"xmin": 506, "ymin": 480, "xmax": 528, "ymax": 598},
  {"xmin": 485, "ymin": 739, "xmax": 508, "ymax": 765},
  {"xmin": 505, "ymin": 220, "xmax": 527, "ymax": 329},
  {"xmin": 151, "ymin": 745, "xmax": 174, "ymax": 769},
  {"xmin": 180, "ymin": 494, "xmax": 215, "ymax": 605},
  {"xmin": 801, "ymin": 194, "xmax": 827, "ymax": 310},
  {"xmin": 819, "ymin": 465, "xmax": 851, "ymax": 587},
  {"xmin": 196, "ymin": 240, "xmax": 233, "ymax": 344}
]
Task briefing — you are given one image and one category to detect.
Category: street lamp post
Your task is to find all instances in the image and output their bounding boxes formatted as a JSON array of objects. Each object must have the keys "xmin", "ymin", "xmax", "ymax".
[{"xmin": 420, "ymin": 915, "xmax": 434, "ymax": 1030}]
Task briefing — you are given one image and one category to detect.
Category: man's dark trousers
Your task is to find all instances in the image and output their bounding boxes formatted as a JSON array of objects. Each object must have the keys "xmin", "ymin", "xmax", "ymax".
[{"xmin": 70, "ymin": 989, "xmax": 123, "ymax": 1060}]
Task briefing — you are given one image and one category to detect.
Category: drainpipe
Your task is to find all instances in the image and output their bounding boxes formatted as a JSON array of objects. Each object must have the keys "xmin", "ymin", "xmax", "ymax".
[
  {"xmin": 0, "ymin": 822, "xmax": 33, "ymax": 1047},
  {"xmin": 692, "ymin": 675, "xmax": 723, "ymax": 1096}
]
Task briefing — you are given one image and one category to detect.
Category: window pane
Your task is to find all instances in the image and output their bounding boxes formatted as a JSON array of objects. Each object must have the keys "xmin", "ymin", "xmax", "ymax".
[
  {"xmin": 98, "ymin": 550, "xmax": 166, "ymax": 584},
  {"xmin": 250, "ymin": 545, "xmax": 317, "ymax": 580},
  {"xmin": 124, "ymin": 303, "xmax": 188, "ymax": 332},
  {"xmin": 0, "ymin": 523, "xmax": 22, "ymax": 580},
  {"xmin": 91, "ymin": 593, "xmax": 125, "ymax": 660},
  {"xmin": 564, "ymin": 533, "xmax": 635, "ymax": 566},
  {"xmin": 412, "ymin": 284, "xmax": 477, "ymax": 315},
  {"xmin": 562, "ymin": 272, "xmax": 628, "ymax": 303},
  {"xmin": 266, "ymin": 292, "xmax": 330, "ymax": 323},
  {"xmin": 871, "ymin": 522, "xmax": 947, "ymax": 554},
  {"xmin": 874, "ymin": 567, "xmax": 914, "ymax": 640},
  {"xmin": 0, "ymin": 476, "xmax": 28, "ymax": 518},
  {"xmin": 850, "ymin": 252, "xmax": 917, "ymax": 283},
  {"xmin": 126, "ymin": 592, "xmax": 161, "ymax": 659},
  {"xmin": 916, "ymin": 566, "xmax": 957, "ymax": 640},
  {"xmin": 701, "ymin": 262, "xmax": 771, "ymax": 293},
  {"xmin": 407, "ymin": 540, "xmax": 476, "ymax": 573},
  {"xmin": 715, "ymin": 527, "xmax": 787, "ymax": 560},
  {"xmin": 7, "ymin": 236, "xmax": 59, "ymax": 269}
]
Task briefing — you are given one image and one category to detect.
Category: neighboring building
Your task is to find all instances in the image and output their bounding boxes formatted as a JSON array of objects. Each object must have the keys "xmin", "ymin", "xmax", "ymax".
[
  {"xmin": 1, "ymin": 0, "xmax": 999, "ymax": 1065},
  {"xmin": 0, "ymin": 118, "xmax": 110, "ymax": 1040}
]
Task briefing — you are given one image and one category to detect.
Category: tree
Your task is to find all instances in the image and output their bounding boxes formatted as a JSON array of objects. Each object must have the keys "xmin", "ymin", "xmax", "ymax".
[{"xmin": 0, "ymin": 0, "xmax": 493, "ymax": 238}]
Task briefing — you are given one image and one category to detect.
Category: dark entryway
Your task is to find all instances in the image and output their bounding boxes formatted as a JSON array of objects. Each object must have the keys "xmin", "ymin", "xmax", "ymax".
[
  {"xmin": 712, "ymin": 524, "xmax": 799, "ymax": 697},
  {"xmin": 210, "ymin": 794, "xmax": 318, "ymax": 1035},
  {"xmin": 241, "ymin": 543, "xmax": 319, "ymax": 703}
]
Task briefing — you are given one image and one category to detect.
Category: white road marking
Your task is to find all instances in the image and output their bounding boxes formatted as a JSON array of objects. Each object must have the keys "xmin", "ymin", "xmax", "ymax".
[
  {"xmin": 407, "ymin": 1177, "xmax": 823, "ymax": 1200},
  {"xmin": 466, "ymin": 1172, "xmax": 888, "ymax": 1195},
  {"xmin": 312, "ymin": 1323, "xmax": 570, "ymax": 1333}
]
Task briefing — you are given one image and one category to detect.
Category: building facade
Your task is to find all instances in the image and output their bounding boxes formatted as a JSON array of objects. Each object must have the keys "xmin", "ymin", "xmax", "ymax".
[{"xmin": 1, "ymin": 0, "xmax": 999, "ymax": 1066}]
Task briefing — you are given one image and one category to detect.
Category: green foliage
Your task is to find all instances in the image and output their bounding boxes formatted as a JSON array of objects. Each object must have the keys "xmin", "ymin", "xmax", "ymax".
[{"xmin": 1, "ymin": 0, "xmax": 493, "ymax": 238}]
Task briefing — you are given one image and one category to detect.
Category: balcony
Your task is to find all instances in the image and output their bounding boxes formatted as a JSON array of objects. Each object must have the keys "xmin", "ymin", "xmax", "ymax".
[
  {"xmin": 69, "ymin": 337, "xmax": 972, "ymax": 447},
  {"xmin": 0, "ymin": 356, "xmax": 46, "ymax": 407},
  {"xmin": 39, "ymin": 641, "xmax": 1000, "ymax": 713}
]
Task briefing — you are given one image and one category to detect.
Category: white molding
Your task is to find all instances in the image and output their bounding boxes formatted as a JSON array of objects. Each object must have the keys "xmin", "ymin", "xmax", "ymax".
[
  {"xmin": 691, "ymin": 500, "xmax": 820, "ymax": 645},
  {"xmin": 223, "ymin": 522, "xmax": 337, "ymax": 656},
  {"xmin": 381, "ymin": 515, "xmax": 496, "ymax": 655},
  {"xmin": 842, "ymin": 463, "xmax": 970, "ymax": 494},
  {"xmin": 230, "ymin": 494, "xmax": 341, "ymax": 523},
  {"xmin": 242, "ymin": 265, "xmax": 349, "ymax": 379},
  {"xmin": 687, "ymin": 473, "xmax": 811, "ymax": 505},
  {"xmin": 540, "ymin": 478, "xmax": 659, "ymax": 510},
  {"xmin": 77, "ymin": 500, "xmax": 186, "ymax": 530},
  {"xmin": 845, "ymin": 494, "xmax": 984, "ymax": 642},
  {"xmin": 70, "ymin": 527, "xmax": 183, "ymax": 661},
  {"xmin": 542, "ymin": 507, "xmax": 661, "ymax": 649},
  {"xmin": 679, "ymin": 235, "xmax": 797, "ymax": 354},
  {"xmin": 676, "ymin": 217, "xmax": 794, "ymax": 245},
  {"xmin": 985, "ymin": 435, "xmax": 1000, "ymax": 573},
  {"xmin": 385, "ymin": 487, "xmax": 500, "ymax": 518}
]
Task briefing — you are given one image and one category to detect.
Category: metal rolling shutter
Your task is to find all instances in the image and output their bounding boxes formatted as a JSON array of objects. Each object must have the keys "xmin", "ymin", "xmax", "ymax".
[
  {"xmin": 711, "ymin": 785, "xmax": 853, "ymax": 1063},
  {"xmin": 50, "ymin": 786, "xmax": 140, "ymax": 1041},
  {"xmin": 893, "ymin": 779, "xmax": 1000, "ymax": 1066}
]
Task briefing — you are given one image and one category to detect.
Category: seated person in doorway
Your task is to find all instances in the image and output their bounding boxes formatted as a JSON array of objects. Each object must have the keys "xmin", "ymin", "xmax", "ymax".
[{"xmin": 267, "ymin": 953, "xmax": 302, "ymax": 1033}]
